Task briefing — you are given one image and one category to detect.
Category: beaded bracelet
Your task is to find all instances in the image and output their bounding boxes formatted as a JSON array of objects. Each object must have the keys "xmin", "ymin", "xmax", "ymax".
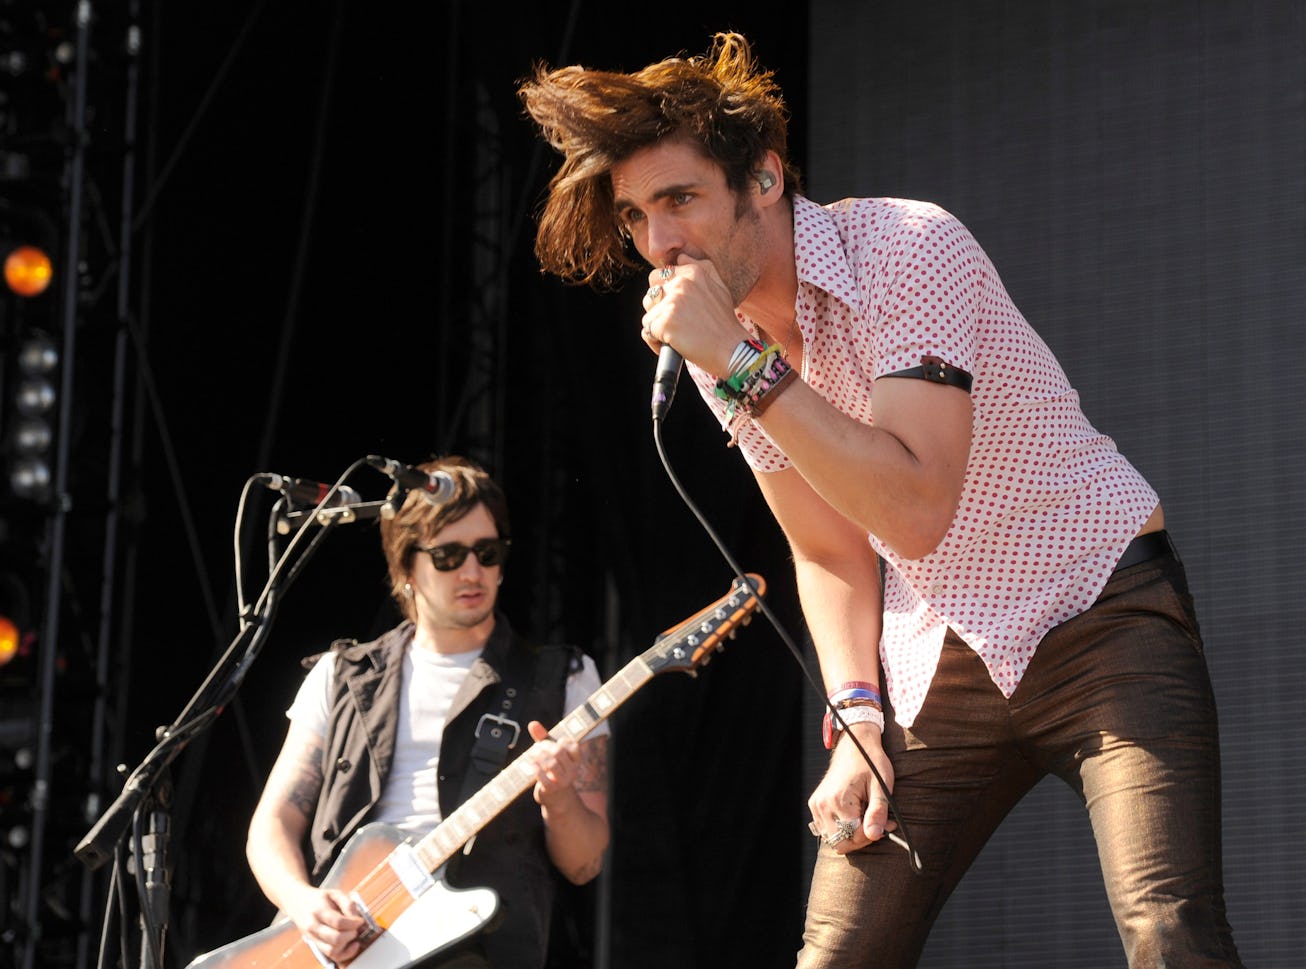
[
  {"xmin": 748, "ymin": 363, "xmax": 797, "ymax": 416},
  {"xmin": 715, "ymin": 341, "xmax": 775, "ymax": 399},
  {"xmin": 715, "ymin": 345, "xmax": 795, "ymax": 416}
]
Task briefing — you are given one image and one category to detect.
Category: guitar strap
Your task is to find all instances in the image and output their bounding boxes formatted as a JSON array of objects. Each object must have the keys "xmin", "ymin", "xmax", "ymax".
[{"xmin": 455, "ymin": 635, "xmax": 574, "ymax": 809}]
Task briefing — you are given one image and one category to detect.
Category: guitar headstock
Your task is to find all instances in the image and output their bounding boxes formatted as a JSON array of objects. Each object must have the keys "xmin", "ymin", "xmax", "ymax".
[{"xmin": 641, "ymin": 573, "xmax": 765, "ymax": 676}]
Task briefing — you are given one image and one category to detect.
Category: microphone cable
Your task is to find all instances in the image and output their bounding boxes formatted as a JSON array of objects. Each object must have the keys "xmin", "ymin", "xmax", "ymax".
[{"xmin": 651, "ymin": 368, "xmax": 922, "ymax": 873}]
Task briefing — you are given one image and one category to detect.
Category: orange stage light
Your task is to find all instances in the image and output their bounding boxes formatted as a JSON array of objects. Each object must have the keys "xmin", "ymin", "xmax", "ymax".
[
  {"xmin": 4, "ymin": 245, "xmax": 54, "ymax": 298},
  {"xmin": 0, "ymin": 615, "xmax": 18, "ymax": 666}
]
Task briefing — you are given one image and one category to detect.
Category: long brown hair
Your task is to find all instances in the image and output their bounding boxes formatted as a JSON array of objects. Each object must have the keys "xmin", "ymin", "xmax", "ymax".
[{"xmin": 519, "ymin": 32, "xmax": 803, "ymax": 290}]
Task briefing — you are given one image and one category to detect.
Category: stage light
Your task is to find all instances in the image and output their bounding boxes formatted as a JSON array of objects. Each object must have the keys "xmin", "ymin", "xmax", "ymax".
[
  {"xmin": 17, "ymin": 332, "xmax": 58, "ymax": 375},
  {"xmin": 8, "ymin": 458, "xmax": 50, "ymax": 497},
  {"xmin": 0, "ymin": 616, "xmax": 17, "ymax": 667},
  {"xmin": 12, "ymin": 418, "xmax": 51, "ymax": 453},
  {"xmin": 3, "ymin": 245, "xmax": 53, "ymax": 298},
  {"xmin": 15, "ymin": 377, "xmax": 55, "ymax": 416},
  {"xmin": 5, "ymin": 331, "xmax": 59, "ymax": 501},
  {"xmin": 0, "ymin": 572, "xmax": 28, "ymax": 668}
]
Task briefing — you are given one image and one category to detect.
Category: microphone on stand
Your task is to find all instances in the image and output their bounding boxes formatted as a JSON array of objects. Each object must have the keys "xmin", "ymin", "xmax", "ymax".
[
  {"xmin": 255, "ymin": 473, "xmax": 361, "ymax": 509},
  {"xmin": 651, "ymin": 344, "xmax": 683, "ymax": 422},
  {"xmin": 365, "ymin": 455, "xmax": 457, "ymax": 504}
]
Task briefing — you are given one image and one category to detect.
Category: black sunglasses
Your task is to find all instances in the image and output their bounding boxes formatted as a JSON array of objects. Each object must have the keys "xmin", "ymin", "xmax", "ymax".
[{"xmin": 415, "ymin": 538, "xmax": 511, "ymax": 572}]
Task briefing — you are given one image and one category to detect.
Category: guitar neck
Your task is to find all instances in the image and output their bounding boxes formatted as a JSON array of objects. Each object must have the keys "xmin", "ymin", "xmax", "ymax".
[{"xmin": 408, "ymin": 652, "xmax": 655, "ymax": 872}]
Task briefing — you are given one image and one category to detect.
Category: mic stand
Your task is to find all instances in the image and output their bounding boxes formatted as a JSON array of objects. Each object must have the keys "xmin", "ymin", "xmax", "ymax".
[
  {"xmin": 274, "ymin": 496, "xmax": 400, "ymax": 536},
  {"xmin": 73, "ymin": 607, "xmax": 275, "ymax": 871},
  {"xmin": 74, "ymin": 498, "xmax": 346, "ymax": 967},
  {"xmin": 130, "ymin": 761, "xmax": 172, "ymax": 969}
]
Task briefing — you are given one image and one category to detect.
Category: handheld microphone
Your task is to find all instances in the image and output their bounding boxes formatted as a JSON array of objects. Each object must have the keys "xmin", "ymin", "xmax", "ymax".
[
  {"xmin": 651, "ymin": 344, "xmax": 683, "ymax": 422},
  {"xmin": 256, "ymin": 473, "xmax": 361, "ymax": 509},
  {"xmin": 365, "ymin": 455, "xmax": 457, "ymax": 503}
]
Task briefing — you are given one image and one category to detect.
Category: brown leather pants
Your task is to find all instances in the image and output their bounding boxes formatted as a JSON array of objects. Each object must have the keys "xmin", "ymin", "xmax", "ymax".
[{"xmin": 797, "ymin": 548, "xmax": 1242, "ymax": 968}]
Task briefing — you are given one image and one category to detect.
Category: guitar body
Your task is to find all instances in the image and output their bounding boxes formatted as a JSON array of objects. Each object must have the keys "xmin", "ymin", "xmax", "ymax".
[{"xmin": 188, "ymin": 824, "xmax": 498, "ymax": 969}]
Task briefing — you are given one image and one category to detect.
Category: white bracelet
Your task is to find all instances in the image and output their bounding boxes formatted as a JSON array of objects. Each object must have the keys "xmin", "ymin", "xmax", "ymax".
[{"xmin": 832, "ymin": 704, "xmax": 885, "ymax": 733}]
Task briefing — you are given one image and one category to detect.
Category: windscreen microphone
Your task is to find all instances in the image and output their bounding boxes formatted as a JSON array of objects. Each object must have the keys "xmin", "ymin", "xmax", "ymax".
[
  {"xmin": 651, "ymin": 344, "xmax": 683, "ymax": 422},
  {"xmin": 256, "ymin": 473, "xmax": 361, "ymax": 509},
  {"xmin": 366, "ymin": 455, "xmax": 457, "ymax": 503}
]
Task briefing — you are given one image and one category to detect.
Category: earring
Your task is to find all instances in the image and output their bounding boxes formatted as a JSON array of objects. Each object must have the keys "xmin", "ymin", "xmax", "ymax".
[
  {"xmin": 403, "ymin": 582, "xmax": 414, "ymax": 599},
  {"xmin": 755, "ymin": 171, "xmax": 776, "ymax": 193}
]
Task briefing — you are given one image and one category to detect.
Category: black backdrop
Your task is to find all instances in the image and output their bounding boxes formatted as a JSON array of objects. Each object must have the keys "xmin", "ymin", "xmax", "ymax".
[
  {"xmin": 29, "ymin": 0, "xmax": 1302, "ymax": 967},
  {"xmin": 103, "ymin": 4, "xmax": 812, "ymax": 969}
]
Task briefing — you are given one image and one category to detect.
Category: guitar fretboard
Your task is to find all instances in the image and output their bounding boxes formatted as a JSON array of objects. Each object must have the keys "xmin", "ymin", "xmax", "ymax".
[{"xmin": 410, "ymin": 654, "xmax": 656, "ymax": 872}]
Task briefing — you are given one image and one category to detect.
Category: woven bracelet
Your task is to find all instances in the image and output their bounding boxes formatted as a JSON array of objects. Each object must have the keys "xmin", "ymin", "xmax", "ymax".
[{"xmin": 822, "ymin": 704, "xmax": 886, "ymax": 749}]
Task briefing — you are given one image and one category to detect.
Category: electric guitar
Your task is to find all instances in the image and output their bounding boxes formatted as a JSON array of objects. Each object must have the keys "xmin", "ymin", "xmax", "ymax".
[{"xmin": 186, "ymin": 573, "xmax": 766, "ymax": 969}]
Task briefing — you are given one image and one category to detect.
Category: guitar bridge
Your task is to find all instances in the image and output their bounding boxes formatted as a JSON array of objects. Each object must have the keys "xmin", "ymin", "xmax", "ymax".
[{"xmin": 349, "ymin": 890, "xmax": 381, "ymax": 938}]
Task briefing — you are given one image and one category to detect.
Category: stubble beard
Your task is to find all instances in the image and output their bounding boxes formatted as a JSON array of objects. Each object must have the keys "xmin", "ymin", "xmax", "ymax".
[{"xmin": 716, "ymin": 202, "xmax": 765, "ymax": 306}]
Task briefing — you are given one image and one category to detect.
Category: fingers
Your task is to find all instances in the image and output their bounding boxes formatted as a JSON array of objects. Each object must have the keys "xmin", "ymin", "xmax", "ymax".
[
  {"xmin": 864, "ymin": 784, "xmax": 895, "ymax": 842},
  {"xmin": 808, "ymin": 758, "xmax": 896, "ymax": 855},
  {"xmin": 808, "ymin": 792, "xmax": 869, "ymax": 854},
  {"xmin": 322, "ymin": 889, "xmax": 365, "ymax": 931},
  {"xmin": 304, "ymin": 889, "xmax": 364, "ymax": 961},
  {"xmin": 526, "ymin": 721, "xmax": 579, "ymax": 795},
  {"xmin": 640, "ymin": 265, "xmax": 675, "ymax": 349}
]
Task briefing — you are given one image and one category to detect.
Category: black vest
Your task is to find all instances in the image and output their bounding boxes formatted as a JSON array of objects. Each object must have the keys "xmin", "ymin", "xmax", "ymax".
[{"xmin": 306, "ymin": 616, "xmax": 577, "ymax": 968}]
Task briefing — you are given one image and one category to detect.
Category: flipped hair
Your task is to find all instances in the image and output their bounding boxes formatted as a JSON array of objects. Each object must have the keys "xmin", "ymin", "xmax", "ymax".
[
  {"xmin": 378, "ymin": 455, "xmax": 510, "ymax": 621},
  {"xmin": 519, "ymin": 31, "xmax": 803, "ymax": 290}
]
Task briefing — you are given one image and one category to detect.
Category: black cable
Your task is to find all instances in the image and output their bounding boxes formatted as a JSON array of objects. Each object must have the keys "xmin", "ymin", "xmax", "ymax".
[
  {"xmin": 94, "ymin": 850, "xmax": 118, "ymax": 969},
  {"xmin": 169, "ymin": 458, "xmax": 370, "ymax": 737},
  {"xmin": 130, "ymin": 809, "xmax": 165, "ymax": 969},
  {"xmin": 651, "ymin": 411, "xmax": 921, "ymax": 873}
]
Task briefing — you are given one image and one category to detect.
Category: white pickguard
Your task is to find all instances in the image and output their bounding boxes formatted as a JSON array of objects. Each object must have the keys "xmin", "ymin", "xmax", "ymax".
[{"xmin": 349, "ymin": 879, "xmax": 499, "ymax": 969}]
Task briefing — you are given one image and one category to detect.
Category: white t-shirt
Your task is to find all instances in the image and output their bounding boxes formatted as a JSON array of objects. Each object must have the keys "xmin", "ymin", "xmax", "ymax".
[{"xmin": 287, "ymin": 638, "xmax": 607, "ymax": 835}]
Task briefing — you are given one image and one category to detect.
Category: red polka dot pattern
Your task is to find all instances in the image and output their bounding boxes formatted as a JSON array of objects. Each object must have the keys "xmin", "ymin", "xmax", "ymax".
[{"xmin": 687, "ymin": 196, "xmax": 1158, "ymax": 727}]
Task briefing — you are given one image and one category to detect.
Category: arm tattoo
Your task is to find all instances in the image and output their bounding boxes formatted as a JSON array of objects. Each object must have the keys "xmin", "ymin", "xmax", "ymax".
[
  {"xmin": 272, "ymin": 740, "xmax": 325, "ymax": 819},
  {"xmin": 575, "ymin": 735, "xmax": 608, "ymax": 794}
]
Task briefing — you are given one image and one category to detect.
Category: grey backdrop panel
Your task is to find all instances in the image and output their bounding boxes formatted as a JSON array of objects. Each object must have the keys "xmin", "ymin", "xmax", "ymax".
[{"xmin": 804, "ymin": 2, "xmax": 1304, "ymax": 965}]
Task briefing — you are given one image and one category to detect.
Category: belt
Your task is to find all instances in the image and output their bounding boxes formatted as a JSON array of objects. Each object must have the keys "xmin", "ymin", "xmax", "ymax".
[{"xmin": 1112, "ymin": 530, "xmax": 1175, "ymax": 573}]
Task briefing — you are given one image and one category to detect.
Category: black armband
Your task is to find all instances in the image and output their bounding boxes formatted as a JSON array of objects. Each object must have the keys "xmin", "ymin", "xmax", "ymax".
[{"xmin": 881, "ymin": 355, "xmax": 973, "ymax": 392}]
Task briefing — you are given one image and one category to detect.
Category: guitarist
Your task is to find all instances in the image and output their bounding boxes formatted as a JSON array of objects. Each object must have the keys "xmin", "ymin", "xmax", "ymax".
[{"xmin": 245, "ymin": 456, "xmax": 610, "ymax": 968}]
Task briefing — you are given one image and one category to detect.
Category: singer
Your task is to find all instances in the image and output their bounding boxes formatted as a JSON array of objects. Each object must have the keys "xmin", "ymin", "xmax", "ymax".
[
  {"xmin": 518, "ymin": 33, "xmax": 1241, "ymax": 968},
  {"xmin": 244, "ymin": 457, "xmax": 610, "ymax": 969}
]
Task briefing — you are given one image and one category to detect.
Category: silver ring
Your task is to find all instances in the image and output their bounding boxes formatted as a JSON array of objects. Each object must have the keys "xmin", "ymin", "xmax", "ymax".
[
  {"xmin": 807, "ymin": 818, "xmax": 858, "ymax": 847},
  {"xmin": 646, "ymin": 284, "xmax": 664, "ymax": 302},
  {"xmin": 658, "ymin": 266, "xmax": 674, "ymax": 280}
]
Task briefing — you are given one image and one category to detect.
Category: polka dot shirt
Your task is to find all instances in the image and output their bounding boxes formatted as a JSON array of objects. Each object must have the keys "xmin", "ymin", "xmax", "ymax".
[{"xmin": 687, "ymin": 195, "xmax": 1159, "ymax": 727}]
